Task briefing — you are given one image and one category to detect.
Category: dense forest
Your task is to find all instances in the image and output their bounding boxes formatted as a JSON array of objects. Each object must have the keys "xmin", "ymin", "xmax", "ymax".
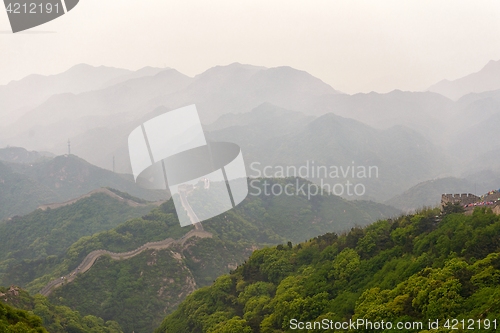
[
  {"xmin": 0, "ymin": 192, "xmax": 155, "ymax": 289},
  {"xmin": 0, "ymin": 286, "xmax": 121, "ymax": 333},
  {"xmin": 156, "ymin": 205, "xmax": 500, "ymax": 332},
  {"xmin": 37, "ymin": 178, "xmax": 397, "ymax": 333},
  {"xmin": 0, "ymin": 154, "xmax": 167, "ymax": 220},
  {"xmin": 1, "ymin": 301, "xmax": 47, "ymax": 333}
]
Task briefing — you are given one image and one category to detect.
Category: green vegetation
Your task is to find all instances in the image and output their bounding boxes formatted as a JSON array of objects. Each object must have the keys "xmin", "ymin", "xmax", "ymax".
[
  {"xmin": 105, "ymin": 187, "xmax": 149, "ymax": 204},
  {"xmin": 49, "ymin": 250, "xmax": 192, "ymax": 332},
  {"xmin": 0, "ymin": 161, "xmax": 60, "ymax": 221},
  {"xmin": 156, "ymin": 207, "xmax": 500, "ymax": 333},
  {"xmin": 0, "ymin": 286, "xmax": 122, "ymax": 333},
  {"xmin": 441, "ymin": 202, "xmax": 465, "ymax": 215},
  {"xmin": 0, "ymin": 154, "xmax": 167, "ymax": 220},
  {"xmin": 38, "ymin": 178, "xmax": 397, "ymax": 333},
  {"xmin": 202, "ymin": 178, "xmax": 400, "ymax": 246},
  {"xmin": 0, "ymin": 192, "xmax": 155, "ymax": 289},
  {"xmin": 25, "ymin": 200, "xmax": 190, "ymax": 294},
  {"xmin": 0, "ymin": 301, "xmax": 47, "ymax": 333},
  {"xmin": 8, "ymin": 155, "xmax": 166, "ymax": 203}
]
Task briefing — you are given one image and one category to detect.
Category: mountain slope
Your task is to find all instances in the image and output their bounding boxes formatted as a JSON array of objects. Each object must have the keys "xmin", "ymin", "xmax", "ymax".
[
  {"xmin": 0, "ymin": 190, "xmax": 156, "ymax": 288},
  {"xmin": 0, "ymin": 147, "xmax": 54, "ymax": 164},
  {"xmin": 0, "ymin": 286, "xmax": 122, "ymax": 332},
  {"xmin": 3, "ymin": 69, "xmax": 193, "ymax": 155},
  {"xmin": 0, "ymin": 154, "xmax": 167, "ymax": 220},
  {"xmin": 19, "ymin": 178, "xmax": 399, "ymax": 333},
  {"xmin": 205, "ymin": 102, "xmax": 313, "ymax": 132},
  {"xmin": 0, "ymin": 161, "xmax": 60, "ymax": 221},
  {"xmin": 143, "ymin": 63, "xmax": 340, "ymax": 124},
  {"xmin": 385, "ymin": 177, "xmax": 476, "ymax": 212},
  {"xmin": 304, "ymin": 90, "xmax": 454, "ymax": 145},
  {"xmin": 0, "ymin": 299, "xmax": 48, "ymax": 333},
  {"xmin": 0, "ymin": 64, "xmax": 131, "ymax": 126},
  {"xmin": 156, "ymin": 207, "xmax": 500, "ymax": 333},
  {"xmin": 2, "ymin": 63, "xmax": 341, "ymax": 160},
  {"xmin": 208, "ymin": 107, "xmax": 450, "ymax": 202},
  {"xmin": 8, "ymin": 154, "xmax": 166, "ymax": 201},
  {"xmin": 100, "ymin": 66, "xmax": 166, "ymax": 88},
  {"xmin": 428, "ymin": 59, "xmax": 500, "ymax": 100}
]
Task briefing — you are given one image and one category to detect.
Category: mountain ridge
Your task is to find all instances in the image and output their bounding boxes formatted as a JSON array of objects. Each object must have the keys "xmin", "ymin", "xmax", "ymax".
[
  {"xmin": 428, "ymin": 59, "xmax": 500, "ymax": 100},
  {"xmin": 0, "ymin": 153, "xmax": 167, "ymax": 220},
  {"xmin": 13, "ymin": 178, "xmax": 398, "ymax": 333}
]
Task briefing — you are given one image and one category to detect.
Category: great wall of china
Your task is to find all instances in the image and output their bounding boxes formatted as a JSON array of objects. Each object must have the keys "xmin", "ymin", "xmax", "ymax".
[
  {"xmin": 441, "ymin": 193, "xmax": 481, "ymax": 207},
  {"xmin": 39, "ymin": 228, "xmax": 212, "ymax": 297},
  {"xmin": 38, "ymin": 188, "xmax": 209, "ymax": 297}
]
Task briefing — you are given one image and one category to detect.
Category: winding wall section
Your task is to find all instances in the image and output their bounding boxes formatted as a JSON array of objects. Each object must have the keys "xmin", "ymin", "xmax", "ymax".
[{"xmin": 39, "ymin": 190, "xmax": 209, "ymax": 296}]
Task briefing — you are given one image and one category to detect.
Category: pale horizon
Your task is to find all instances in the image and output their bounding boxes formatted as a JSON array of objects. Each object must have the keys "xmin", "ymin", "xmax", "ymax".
[{"xmin": 1, "ymin": 0, "xmax": 500, "ymax": 94}]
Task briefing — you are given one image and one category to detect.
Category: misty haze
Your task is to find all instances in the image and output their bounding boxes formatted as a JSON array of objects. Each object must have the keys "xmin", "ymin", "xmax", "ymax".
[{"xmin": 2, "ymin": 1, "xmax": 500, "ymax": 333}]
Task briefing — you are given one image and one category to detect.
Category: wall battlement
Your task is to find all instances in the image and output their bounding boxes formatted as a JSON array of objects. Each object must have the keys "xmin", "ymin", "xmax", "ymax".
[{"xmin": 441, "ymin": 193, "xmax": 479, "ymax": 207}]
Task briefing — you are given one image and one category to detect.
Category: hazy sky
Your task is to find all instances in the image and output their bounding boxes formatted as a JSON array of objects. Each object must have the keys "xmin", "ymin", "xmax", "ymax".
[{"xmin": 1, "ymin": 0, "xmax": 499, "ymax": 94}]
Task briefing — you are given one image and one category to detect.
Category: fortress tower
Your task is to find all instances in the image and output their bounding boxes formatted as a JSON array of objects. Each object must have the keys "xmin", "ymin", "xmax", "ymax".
[{"xmin": 441, "ymin": 193, "xmax": 479, "ymax": 208}]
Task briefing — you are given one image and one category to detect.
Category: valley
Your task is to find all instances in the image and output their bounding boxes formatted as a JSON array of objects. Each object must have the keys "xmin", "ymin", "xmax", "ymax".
[
  {"xmin": 2, "ymin": 58, "xmax": 500, "ymax": 332},
  {"xmin": 0, "ymin": 173, "xmax": 398, "ymax": 332}
]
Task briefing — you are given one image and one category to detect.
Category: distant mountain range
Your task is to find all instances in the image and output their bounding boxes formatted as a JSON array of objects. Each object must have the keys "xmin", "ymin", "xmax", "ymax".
[
  {"xmin": 3, "ymin": 59, "xmax": 500, "ymax": 333},
  {"xmin": 2, "ymin": 60, "xmax": 500, "ymax": 204},
  {"xmin": 428, "ymin": 59, "xmax": 500, "ymax": 100},
  {"xmin": 0, "ymin": 177, "xmax": 399, "ymax": 333},
  {"xmin": 0, "ymin": 148, "xmax": 167, "ymax": 220},
  {"xmin": 0, "ymin": 190, "xmax": 155, "ymax": 288},
  {"xmin": 385, "ymin": 177, "xmax": 476, "ymax": 212},
  {"xmin": 29, "ymin": 101, "xmax": 450, "ymax": 202},
  {"xmin": 207, "ymin": 104, "xmax": 449, "ymax": 201},
  {"xmin": 386, "ymin": 173, "xmax": 500, "ymax": 212}
]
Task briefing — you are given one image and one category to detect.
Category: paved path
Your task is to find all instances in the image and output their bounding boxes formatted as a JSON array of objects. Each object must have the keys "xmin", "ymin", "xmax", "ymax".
[{"xmin": 178, "ymin": 187, "xmax": 204, "ymax": 231}]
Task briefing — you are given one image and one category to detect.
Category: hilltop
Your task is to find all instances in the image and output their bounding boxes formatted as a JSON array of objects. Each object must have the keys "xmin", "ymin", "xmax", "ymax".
[
  {"xmin": 0, "ymin": 153, "xmax": 167, "ymax": 220},
  {"xmin": 0, "ymin": 189, "xmax": 157, "ymax": 289},
  {"xmin": 207, "ymin": 104, "xmax": 448, "ymax": 202},
  {"xmin": 0, "ymin": 146, "xmax": 54, "ymax": 164}
]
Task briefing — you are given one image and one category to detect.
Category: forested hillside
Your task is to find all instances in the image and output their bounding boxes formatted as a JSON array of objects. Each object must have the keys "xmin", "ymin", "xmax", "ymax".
[
  {"xmin": 37, "ymin": 178, "xmax": 398, "ymax": 333},
  {"xmin": 0, "ymin": 154, "xmax": 167, "ymax": 220},
  {"xmin": 156, "ymin": 206, "xmax": 500, "ymax": 333},
  {"xmin": 1, "ymin": 300, "xmax": 47, "ymax": 333},
  {"xmin": 0, "ymin": 146, "xmax": 53, "ymax": 164},
  {"xmin": 0, "ymin": 191, "xmax": 156, "ymax": 289},
  {"xmin": 0, "ymin": 286, "xmax": 122, "ymax": 333}
]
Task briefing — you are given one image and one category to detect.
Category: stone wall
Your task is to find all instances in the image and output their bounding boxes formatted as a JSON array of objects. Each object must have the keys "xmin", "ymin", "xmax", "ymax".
[{"xmin": 441, "ymin": 193, "xmax": 479, "ymax": 207}]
